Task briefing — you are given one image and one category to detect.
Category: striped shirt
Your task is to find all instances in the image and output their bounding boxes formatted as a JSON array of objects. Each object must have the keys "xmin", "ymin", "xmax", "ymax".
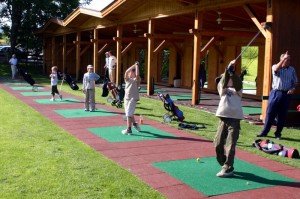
[{"xmin": 272, "ymin": 65, "xmax": 298, "ymax": 91}]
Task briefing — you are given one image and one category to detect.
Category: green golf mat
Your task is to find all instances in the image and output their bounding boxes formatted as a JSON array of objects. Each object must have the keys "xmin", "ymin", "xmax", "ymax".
[
  {"xmin": 88, "ymin": 124, "xmax": 177, "ymax": 142},
  {"xmin": 35, "ymin": 98, "xmax": 81, "ymax": 104},
  {"xmin": 170, "ymin": 94, "xmax": 210, "ymax": 101},
  {"xmin": 21, "ymin": 91, "xmax": 51, "ymax": 96},
  {"xmin": 242, "ymin": 106, "xmax": 262, "ymax": 115},
  {"xmin": 54, "ymin": 108, "xmax": 118, "ymax": 118},
  {"xmin": 5, "ymin": 82, "xmax": 29, "ymax": 86},
  {"xmin": 139, "ymin": 88, "xmax": 166, "ymax": 93},
  {"xmin": 152, "ymin": 157, "xmax": 298, "ymax": 196},
  {"xmin": 10, "ymin": 86, "xmax": 44, "ymax": 90}
]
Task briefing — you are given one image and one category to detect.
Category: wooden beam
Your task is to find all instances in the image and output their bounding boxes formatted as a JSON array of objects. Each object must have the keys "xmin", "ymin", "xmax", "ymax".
[
  {"xmin": 213, "ymin": 44, "xmax": 223, "ymax": 58},
  {"xmin": 113, "ymin": 37, "xmax": 147, "ymax": 42},
  {"xmin": 201, "ymin": 36, "xmax": 215, "ymax": 53},
  {"xmin": 147, "ymin": 19, "xmax": 155, "ymax": 96},
  {"xmin": 93, "ymin": 29, "xmax": 99, "ymax": 72},
  {"xmin": 121, "ymin": 42, "xmax": 135, "ymax": 56},
  {"xmin": 66, "ymin": 46, "xmax": 75, "ymax": 56},
  {"xmin": 192, "ymin": 10, "xmax": 203, "ymax": 105},
  {"xmin": 144, "ymin": 33, "xmax": 192, "ymax": 40},
  {"xmin": 261, "ymin": 0, "xmax": 273, "ymax": 121},
  {"xmin": 80, "ymin": 44, "xmax": 92, "ymax": 56},
  {"xmin": 243, "ymin": 4, "xmax": 267, "ymax": 38},
  {"xmin": 177, "ymin": 0, "xmax": 197, "ymax": 5},
  {"xmin": 153, "ymin": 40, "xmax": 167, "ymax": 54},
  {"xmin": 116, "ymin": 25, "xmax": 122, "ymax": 85},
  {"xmin": 75, "ymin": 32, "xmax": 81, "ymax": 81},
  {"xmin": 98, "ymin": 43, "xmax": 111, "ymax": 55},
  {"xmin": 73, "ymin": 41, "xmax": 91, "ymax": 45},
  {"xmin": 62, "ymin": 35, "xmax": 66, "ymax": 73}
]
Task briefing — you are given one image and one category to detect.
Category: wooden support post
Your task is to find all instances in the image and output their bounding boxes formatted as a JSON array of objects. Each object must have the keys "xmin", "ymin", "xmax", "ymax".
[
  {"xmin": 62, "ymin": 35, "xmax": 66, "ymax": 73},
  {"xmin": 75, "ymin": 32, "xmax": 81, "ymax": 81},
  {"xmin": 116, "ymin": 25, "xmax": 122, "ymax": 85},
  {"xmin": 261, "ymin": 1, "xmax": 273, "ymax": 121},
  {"xmin": 51, "ymin": 36, "xmax": 56, "ymax": 67},
  {"xmin": 192, "ymin": 10, "xmax": 203, "ymax": 105},
  {"xmin": 93, "ymin": 29, "xmax": 99, "ymax": 72},
  {"xmin": 147, "ymin": 19, "xmax": 155, "ymax": 95}
]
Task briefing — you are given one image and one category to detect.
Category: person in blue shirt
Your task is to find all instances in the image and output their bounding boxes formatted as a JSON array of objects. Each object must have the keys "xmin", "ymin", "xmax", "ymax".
[
  {"xmin": 257, "ymin": 51, "xmax": 298, "ymax": 139},
  {"xmin": 82, "ymin": 65, "xmax": 100, "ymax": 112}
]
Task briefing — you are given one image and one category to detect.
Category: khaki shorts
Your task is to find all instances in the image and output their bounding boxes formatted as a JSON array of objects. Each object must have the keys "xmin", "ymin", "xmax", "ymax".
[{"xmin": 124, "ymin": 98, "xmax": 137, "ymax": 117}]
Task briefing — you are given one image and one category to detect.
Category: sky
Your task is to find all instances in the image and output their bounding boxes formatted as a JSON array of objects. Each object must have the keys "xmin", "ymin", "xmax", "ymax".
[{"xmin": 81, "ymin": 0, "xmax": 114, "ymax": 11}]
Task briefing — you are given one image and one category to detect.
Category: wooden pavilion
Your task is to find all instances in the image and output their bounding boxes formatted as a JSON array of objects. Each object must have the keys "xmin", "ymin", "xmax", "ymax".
[{"xmin": 36, "ymin": 0, "xmax": 300, "ymax": 125}]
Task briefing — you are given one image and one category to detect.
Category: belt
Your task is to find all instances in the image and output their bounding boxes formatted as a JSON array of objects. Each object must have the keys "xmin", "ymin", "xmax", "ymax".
[{"xmin": 275, "ymin": 89, "xmax": 288, "ymax": 93}]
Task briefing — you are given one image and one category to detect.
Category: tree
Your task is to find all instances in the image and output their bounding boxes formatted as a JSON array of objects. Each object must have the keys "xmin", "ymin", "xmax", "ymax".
[{"xmin": 0, "ymin": 0, "xmax": 91, "ymax": 55}]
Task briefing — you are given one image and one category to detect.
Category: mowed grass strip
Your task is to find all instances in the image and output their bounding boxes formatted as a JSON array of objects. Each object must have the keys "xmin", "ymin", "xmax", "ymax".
[{"xmin": 0, "ymin": 89, "xmax": 164, "ymax": 199}]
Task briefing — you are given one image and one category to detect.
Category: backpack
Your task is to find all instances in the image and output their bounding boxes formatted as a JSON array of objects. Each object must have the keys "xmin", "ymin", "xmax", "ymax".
[{"xmin": 252, "ymin": 139, "xmax": 299, "ymax": 158}]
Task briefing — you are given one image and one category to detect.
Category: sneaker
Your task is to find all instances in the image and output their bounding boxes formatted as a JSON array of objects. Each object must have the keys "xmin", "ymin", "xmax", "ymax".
[
  {"xmin": 121, "ymin": 129, "xmax": 132, "ymax": 135},
  {"xmin": 84, "ymin": 109, "xmax": 89, "ymax": 111},
  {"xmin": 216, "ymin": 168, "xmax": 234, "ymax": 178},
  {"xmin": 59, "ymin": 94, "xmax": 62, "ymax": 100},
  {"xmin": 90, "ymin": 109, "xmax": 95, "ymax": 112},
  {"xmin": 133, "ymin": 122, "xmax": 141, "ymax": 132},
  {"xmin": 50, "ymin": 98, "xmax": 55, "ymax": 101}
]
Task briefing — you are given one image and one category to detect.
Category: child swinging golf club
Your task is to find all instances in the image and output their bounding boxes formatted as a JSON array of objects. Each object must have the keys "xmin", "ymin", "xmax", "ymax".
[{"xmin": 122, "ymin": 61, "xmax": 141, "ymax": 135}]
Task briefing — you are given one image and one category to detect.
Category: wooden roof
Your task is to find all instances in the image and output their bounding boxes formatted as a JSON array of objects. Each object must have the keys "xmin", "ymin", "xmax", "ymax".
[{"xmin": 37, "ymin": 0, "xmax": 267, "ymax": 41}]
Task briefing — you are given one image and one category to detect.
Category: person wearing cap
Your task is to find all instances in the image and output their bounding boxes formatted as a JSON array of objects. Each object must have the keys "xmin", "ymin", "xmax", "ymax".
[
  {"xmin": 214, "ymin": 60, "xmax": 243, "ymax": 178},
  {"xmin": 107, "ymin": 51, "xmax": 117, "ymax": 84},
  {"xmin": 103, "ymin": 52, "xmax": 110, "ymax": 80},
  {"xmin": 82, "ymin": 65, "xmax": 100, "ymax": 112}
]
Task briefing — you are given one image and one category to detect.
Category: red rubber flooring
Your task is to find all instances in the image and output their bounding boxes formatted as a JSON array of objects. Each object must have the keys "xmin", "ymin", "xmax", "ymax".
[{"xmin": 1, "ymin": 82, "xmax": 299, "ymax": 199}]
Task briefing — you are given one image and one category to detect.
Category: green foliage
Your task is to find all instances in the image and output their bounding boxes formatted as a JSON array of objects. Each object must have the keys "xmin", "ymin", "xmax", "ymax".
[{"xmin": 0, "ymin": 0, "xmax": 92, "ymax": 52}]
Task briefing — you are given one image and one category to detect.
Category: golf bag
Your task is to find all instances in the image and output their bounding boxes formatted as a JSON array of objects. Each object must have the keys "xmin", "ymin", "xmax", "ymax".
[
  {"xmin": 63, "ymin": 74, "xmax": 79, "ymax": 90},
  {"xmin": 18, "ymin": 68, "xmax": 37, "ymax": 91},
  {"xmin": 252, "ymin": 139, "xmax": 299, "ymax": 159},
  {"xmin": 158, "ymin": 92, "xmax": 185, "ymax": 122},
  {"xmin": 101, "ymin": 79, "xmax": 109, "ymax": 97},
  {"xmin": 106, "ymin": 82, "xmax": 124, "ymax": 108}
]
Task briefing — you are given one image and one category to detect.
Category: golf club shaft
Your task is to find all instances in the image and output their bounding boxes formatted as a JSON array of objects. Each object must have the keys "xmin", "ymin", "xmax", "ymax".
[{"xmin": 235, "ymin": 30, "xmax": 261, "ymax": 61}]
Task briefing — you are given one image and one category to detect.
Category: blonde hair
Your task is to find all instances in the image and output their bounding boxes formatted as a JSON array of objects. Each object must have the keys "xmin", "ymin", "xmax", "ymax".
[{"xmin": 51, "ymin": 66, "xmax": 58, "ymax": 71}]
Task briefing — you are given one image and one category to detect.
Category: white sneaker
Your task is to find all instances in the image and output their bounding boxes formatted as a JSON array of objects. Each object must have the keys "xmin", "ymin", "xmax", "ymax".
[
  {"xmin": 216, "ymin": 168, "xmax": 234, "ymax": 178},
  {"xmin": 50, "ymin": 98, "xmax": 55, "ymax": 101},
  {"xmin": 133, "ymin": 123, "xmax": 141, "ymax": 132},
  {"xmin": 59, "ymin": 94, "xmax": 62, "ymax": 100},
  {"xmin": 121, "ymin": 129, "xmax": 132, "ymax": 135}
]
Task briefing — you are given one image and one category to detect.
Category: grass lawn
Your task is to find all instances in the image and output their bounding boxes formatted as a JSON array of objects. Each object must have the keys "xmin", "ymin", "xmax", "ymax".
[
  {"xmin": 1, "ymin": 63, "xmax": 299, "ymax": 197},
  {"xmin": 0, "ymin": 64, "xmax": 164, "ymax": 198}
]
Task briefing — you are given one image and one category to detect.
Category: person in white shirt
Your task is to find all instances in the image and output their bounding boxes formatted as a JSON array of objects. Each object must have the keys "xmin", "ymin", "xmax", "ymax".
[
  {"xmin": 122, "ymin": 61, "xmax": 141, "ymax": 135},
  {"xmin": 9, "ymin": 54, "xmax": 18, "ymax": 79},
  {"xmin": 49, "ymin": 66, "xmax": 62, "ymax": 101},
  {"xmin": 214, "ymin": 60, "xmax": 243, "ymax": 178},
  {"xmin": 103, "ymin": 51, "xmax": 110, "ymax": 80},
  {"xmin": 107, "ymin": 51, "xmax": 117, "ymax": 84},
  {"xmin": 82, "ymin": 65, "xmax": 100, "ymax": 112}
]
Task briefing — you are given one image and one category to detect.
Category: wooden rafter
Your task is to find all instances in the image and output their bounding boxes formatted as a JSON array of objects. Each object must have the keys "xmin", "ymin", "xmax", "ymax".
[
  {"xmin": 201, "ymin": 37, "xmax": 215, "ymax": 53},
  {"xmin": 66, "ymin": 46, "xmax": 75, "ymax": 56},
  {"xmin": 121, "ymin": 42, "xmax": 135, "ymax": 56},
  {"xmin": 98, "ymin": 43, "xmax": 111, "ymax": 55},
  {"xmin": 153, "ymin": 40, "xmax": 167, "ymax": 54},
  {"xmin": 80, "ymin": 44, "xmax": 91, "ymax": 56},
  {"xmin": 243, "ymin": 4, "xmax": 267, "ymax": 38}
]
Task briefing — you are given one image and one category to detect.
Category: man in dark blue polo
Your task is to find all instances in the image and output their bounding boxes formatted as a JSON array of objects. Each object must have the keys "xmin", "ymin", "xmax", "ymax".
[{"xmin": 257, "ymin": 51, "xmax": 298, "ymax": 139}]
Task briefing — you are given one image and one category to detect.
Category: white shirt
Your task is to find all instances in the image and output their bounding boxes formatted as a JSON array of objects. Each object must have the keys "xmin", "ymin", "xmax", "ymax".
[
  {"xmin": 9, "ymin": 58, "xmax": 18, "ymax": 66},
  {"xmin": 108, "ymin": 55, "xmax": 117, "ymax": 70},
  {"xmin": 50, "ymin": 72, "xmax": 58, "ymax": 86}
]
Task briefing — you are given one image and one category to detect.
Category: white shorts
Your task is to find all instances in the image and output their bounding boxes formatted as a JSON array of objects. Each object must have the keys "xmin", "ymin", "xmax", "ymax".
[{"xmin": 124, "ymin": 98, "xmax": 137, "ymax": 117}]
